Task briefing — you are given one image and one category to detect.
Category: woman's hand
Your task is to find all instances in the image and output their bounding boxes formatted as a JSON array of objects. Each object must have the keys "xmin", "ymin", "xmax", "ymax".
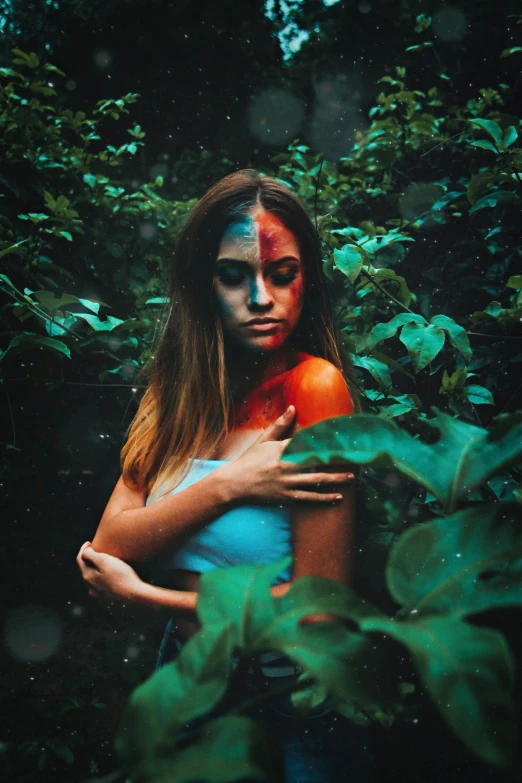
[
  {"xmin": 76, "ymin": 541, "xmax": 145, "ymax": 605},
  {"xmin": 219, "ymin": 405, "xmax": 354, "ymax": 506}
]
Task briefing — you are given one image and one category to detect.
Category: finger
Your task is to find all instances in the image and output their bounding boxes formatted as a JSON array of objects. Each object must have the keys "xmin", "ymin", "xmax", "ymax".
[
  {"xmin": 76, "ymin": 541, "xmax": 91, "ymax": 567},
  {"xmin": 286, "ymin": 472, "xmax": 354, "ymax": 486},
  {"xmin": 81, "ymin": 546, "xmax": 103, "ymax": 571},
  {"xmin": 256, "ymin": 406, "xmax": 295, "ymax": 443},
  {"xmin": 286, "ymin": 490, "xmax": 344, "ymax": 504}
]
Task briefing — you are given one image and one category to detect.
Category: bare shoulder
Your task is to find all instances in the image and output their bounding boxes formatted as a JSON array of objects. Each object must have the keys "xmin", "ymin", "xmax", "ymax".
[{"xmin": 287, "ymin": 354, "xmax": 354, "ymax": 429}]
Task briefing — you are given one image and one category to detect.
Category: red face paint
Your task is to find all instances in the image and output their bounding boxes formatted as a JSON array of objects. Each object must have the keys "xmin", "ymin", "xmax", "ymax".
[{"xmin": 214, "ymin": 207, "xmax": 308, "ymax": 431}]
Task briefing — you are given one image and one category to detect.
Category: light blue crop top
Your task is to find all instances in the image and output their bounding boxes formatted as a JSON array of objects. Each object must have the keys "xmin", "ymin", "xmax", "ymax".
[{"xmin": 146, "ymin": 458, "xmax": 293, "ymax": 585}]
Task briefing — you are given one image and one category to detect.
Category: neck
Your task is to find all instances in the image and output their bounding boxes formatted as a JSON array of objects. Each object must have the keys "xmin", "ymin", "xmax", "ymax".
[{"xmin": 226, "ymin": 342, "xmax": 298, "ymax": 398}]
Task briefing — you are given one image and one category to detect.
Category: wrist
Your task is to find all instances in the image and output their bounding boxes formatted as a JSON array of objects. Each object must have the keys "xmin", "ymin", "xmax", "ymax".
[
  {"xmin": 213, "ymin": 462, "xmax": 245, "ymax": 507},
  {"xmin": 132, "ymin": 581, "xmax": 198, "ymax": 615}
]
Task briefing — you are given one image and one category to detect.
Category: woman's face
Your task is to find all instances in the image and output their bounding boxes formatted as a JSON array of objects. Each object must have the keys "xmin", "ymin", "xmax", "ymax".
[{"xmin": 213, "ymin": 208, "xmax": 305, "ymax": 353}]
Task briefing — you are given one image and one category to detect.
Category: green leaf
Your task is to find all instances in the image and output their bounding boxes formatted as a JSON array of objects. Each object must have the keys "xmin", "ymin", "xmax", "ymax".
[
  {"xmin": 351, "ymin": 355, "xmax": 392, "ymax": 389},
  {"xmin": 360, "ymin": 615, "xmax": 516, "ymax": 767},
  {"xmin": 196, "ymin": 558, "xmax": 292, "ymax": 649},
  {"xmin": 506, "ymin": 275, "xmax": 522, "ymax": 290},
  {"xmin": 115, "ymin": 624, "xmax": 236, "ymax": 781},
  {"xmin": 399, "ymin": 322, "xmax": 445, "ymax": 371},
  {"xmin": 500, "ymin": 126, "xmax": 518, "ymax": 150},
  {"xmin": 137, "ymin": 715, "xmax": 285, "ymax": 783},
  {"xmin": 469, "ymin": 119, "xmax": 502, "ymax": 147},
  {"xmin": 74, "ymin": 313, "xmax": 125, "ymax": 331},
  {"xmin": 469, "ymin": 192, "xmax": 518, "ymax": 213},
  {"xmin": 466, "ymin": 172, "xmax": 496, "ymax": 205},
  {"xmin": 430, "ymin": 314, "xmax": 472, "ymax": 362},
  {"xmin": 369, "ymin": 268, "xmax": 412, "ymax": 307},
  {"xmin": 333, "ymin": 245, "xmax": 364, "ymax": 283},
  {"xmin": 281, "ymin": 410, "xmax": 522, "ymax": 512},
  {"xmin": 22, "ymin": 289, "xmax": 84, "ymax": 318},
  {"xmin": 1, "ymin": 333, "xmax": 71, "ymax": 361},
  {"xmin": 465, "ymin": 385, "xmax": 494, "ymax": 405},
  {"xmin": 258, "ymin": 578, "xmax": 397, "ymax": 708},
  {"xmin": 500, "ymin": 46, "xmax": 522, "ymax": 58},
  {"xmin": 386, "ymin": 504, "xmax": 522, "ymax": 617},
  {"xmin": 366, "ymin": 313, "xmax": 425, "ymax": 349},
  {"xmin": 469, "ymin": 140, "xmax": 498, "ymax": 153}
]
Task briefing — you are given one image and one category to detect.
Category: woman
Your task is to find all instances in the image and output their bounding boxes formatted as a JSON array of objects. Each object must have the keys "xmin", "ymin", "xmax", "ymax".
[{"xmin": 77, "ymin": 170, "xmax": 372, "ymax": 781}]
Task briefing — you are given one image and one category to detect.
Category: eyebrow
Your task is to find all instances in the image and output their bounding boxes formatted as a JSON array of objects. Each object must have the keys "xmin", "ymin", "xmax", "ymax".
[{"xmin": 216, "ymin": 256, "xmax": 300, "ymax": 267}]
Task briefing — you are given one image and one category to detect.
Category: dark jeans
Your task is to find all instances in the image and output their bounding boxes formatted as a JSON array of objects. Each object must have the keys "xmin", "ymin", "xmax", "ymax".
[{"xmin": 154, "ymin": 619, "xmax": 375, "ymax": 783}]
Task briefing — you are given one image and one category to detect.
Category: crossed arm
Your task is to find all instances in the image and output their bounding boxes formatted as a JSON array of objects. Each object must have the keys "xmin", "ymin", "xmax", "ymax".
[{"xmin": 78, "ymin": 362, "xmax": 356, "ymax": 620}]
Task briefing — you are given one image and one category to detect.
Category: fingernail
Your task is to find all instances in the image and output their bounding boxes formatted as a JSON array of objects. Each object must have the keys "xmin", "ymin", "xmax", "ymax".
[{"xmin": 335, "ymin": 494, "xmax": 343, "ymax": 500}]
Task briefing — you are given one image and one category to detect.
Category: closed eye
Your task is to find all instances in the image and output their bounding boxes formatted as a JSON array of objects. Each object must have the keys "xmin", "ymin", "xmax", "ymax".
[{"xmin": 216, "ymin": 273, "xmax": 297, "ymax": 287}]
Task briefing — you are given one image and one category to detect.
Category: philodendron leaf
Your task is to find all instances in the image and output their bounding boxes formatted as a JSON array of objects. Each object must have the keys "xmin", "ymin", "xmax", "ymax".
[
  {"xmin": 196, "ymin": 558, "xmax": 292, "ymax": 650},
  {"xmin": 263, "ymin": 619, "xmax": 399, "ymax": 712},
  {"xmin": 255, "ymin": 578, "xmax": 399, "ymax": 710},
  {"xmin": 386, "ymin": 504, "xmax": 522, "ymax": 617},
  {"xmin": 115, "ymin": 624, "xmax": 235, "ymax": 781},
  {"xmin": 360, "ymin": 616, "xmax": 516, "ymax": 767},
  {"xmin": 281, "ymin": 410, "xmax": 522, "ymax": 512},
  {"xmin": 138, "ymin": 715, "xmax": 285, "ymax": 783},
  {"xmin": 399, "ymin": 321, "xmax": 445, "ymax": 371}
]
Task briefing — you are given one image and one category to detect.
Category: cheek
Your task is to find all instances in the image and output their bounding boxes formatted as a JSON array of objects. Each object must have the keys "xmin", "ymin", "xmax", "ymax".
[
  {"xmin": 285, "ymin": 278, "xmax": 305, "ymax": 316},
  {"xmin": 214, "ymin": 289, "xmax": 235, "ymax": 319}
]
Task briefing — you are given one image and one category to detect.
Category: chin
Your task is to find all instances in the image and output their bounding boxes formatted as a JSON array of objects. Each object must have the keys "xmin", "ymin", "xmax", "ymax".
[{"xmin": 237, "ymin": 336, "xmax": 287, "ymax": 353}]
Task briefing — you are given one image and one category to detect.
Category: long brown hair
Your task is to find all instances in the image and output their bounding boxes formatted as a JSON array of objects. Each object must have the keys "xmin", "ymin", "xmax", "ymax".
[{"xmin": 121, "ymin": 169, "xmax": 360, "ymax": 500}]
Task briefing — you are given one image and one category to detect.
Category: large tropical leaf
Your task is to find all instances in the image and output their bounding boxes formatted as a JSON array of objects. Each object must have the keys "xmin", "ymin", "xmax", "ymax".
[
  {"xmin": 387, "ymin": 504, "xmax": 522, "ymax": 617},
  {"xmin": 360, "ymin": 615, "xmax": 516, "ymax": 767},
  {"xmin": 196, "ymin": 557, "xmax": 292, "ymax": 649},
  {"xmin": 115, "ymin": 624, "xmax": 235, "ymax": 781},
  {"xmin": 133, "ymin": 715, "xmax": 285, "ymax": 783},
  {"xmin": 281, "ymin": 410, "xmax": 522, "ymax": 512}
]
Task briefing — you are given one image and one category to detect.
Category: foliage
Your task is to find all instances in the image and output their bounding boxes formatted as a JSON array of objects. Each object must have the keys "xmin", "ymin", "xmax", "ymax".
[{"xmin": 2, "ymin": 6, "xmax": 522, "ymax": 779}]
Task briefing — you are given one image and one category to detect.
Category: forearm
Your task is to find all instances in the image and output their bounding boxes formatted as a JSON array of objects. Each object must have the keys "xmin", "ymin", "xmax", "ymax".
[
  {"xmin": 132, "ymin": 582, "xmax": 199, "ymax": 616},
  {"xmin": 133, "ymin": 579, "xmax": 343, "ymax": 625},
  {"xmin": 92, "ymin": 466, "xmax": 238, "ymax": 562}
]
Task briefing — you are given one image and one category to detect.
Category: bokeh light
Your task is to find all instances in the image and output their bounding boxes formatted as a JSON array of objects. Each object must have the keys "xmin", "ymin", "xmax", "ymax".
[
  {"xmin": 139, "ymin": 222, "xmax": 157, "ymax": 240},
  {"xmin": 94, "ymin": 50, "xmax": 112, "ymax": 69},
  {"xmin": 358, "ymin": 1, "xmax": 372, "ymax": 13},
  {"xmin": 149, "ymin": 162, "xmax": 169, "ymax": 182},
  {"xmin": 398, "ymin": 183, "xmax": 443, "ymax": 221},
  {"xmin": 248, "ymin": 89, "xmax": 304, "ymax": 145},
  {"xmin": 308, "ymin": 74, "xmax": 362, "ymax": 160},
  {"xmin": 432, "ymin": 6, "xmax": 468, "ymax": 43},
  {"xmin": 4, "ymin": 604, "xmax": 62, "ymax": 663}
]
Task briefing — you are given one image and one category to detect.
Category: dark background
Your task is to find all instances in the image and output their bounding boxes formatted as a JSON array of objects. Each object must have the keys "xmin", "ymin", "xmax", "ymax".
[{"xmin": 2, "ymin": 1, "xmax": 521, "ymax": 781}]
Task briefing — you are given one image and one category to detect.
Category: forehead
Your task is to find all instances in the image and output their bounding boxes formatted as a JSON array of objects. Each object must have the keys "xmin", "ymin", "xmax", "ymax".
[{"xmin": 218, "ymin": 210, "xmax": 300, "ymax": 261}]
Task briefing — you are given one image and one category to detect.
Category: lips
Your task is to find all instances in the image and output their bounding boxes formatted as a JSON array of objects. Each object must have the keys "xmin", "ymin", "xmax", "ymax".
[
  {"xmin": 244, "ymin": 321, "xmax": 282, "ymax": 333},
  {"xmin": 242, "ymin": 318, "xmax": 282, "ymax": 326}
]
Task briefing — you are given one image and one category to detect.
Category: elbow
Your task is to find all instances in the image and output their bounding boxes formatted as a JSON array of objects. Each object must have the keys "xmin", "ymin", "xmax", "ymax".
[{"xmin": 91, "ymin": 516, "xmax": 127, "ymax": 560}]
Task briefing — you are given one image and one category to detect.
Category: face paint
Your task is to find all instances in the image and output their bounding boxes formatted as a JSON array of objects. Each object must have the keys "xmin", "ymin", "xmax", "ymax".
[{"xmin": 214, "ymin": 208, "xmax": 305, "ymax": 354}]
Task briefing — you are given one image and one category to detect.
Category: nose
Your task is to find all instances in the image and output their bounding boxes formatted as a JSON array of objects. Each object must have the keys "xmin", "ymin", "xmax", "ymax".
[{"xmin": 248, "ymin": 275, "xmax": 273, "ymax": 309}]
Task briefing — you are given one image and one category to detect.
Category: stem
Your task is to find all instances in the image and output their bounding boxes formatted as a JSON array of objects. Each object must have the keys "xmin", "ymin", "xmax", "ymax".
[
  {"xmin": 314, "ymin": 158, "xmax": 325, "ymax": 239},
  {"xmin": 359, "ymin": 269, "xmax": 416, "ymax": 315},
  {"xmin": 467, "ymin": 331, "xmax": 522, "ymax": 340},
  {"xmin": 4, "ymin": 377, "xmax": 145, "ymax": 388},
  {"xmin": 0, "ymin": 284, "xmax": 82, "ymax": 341}
]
